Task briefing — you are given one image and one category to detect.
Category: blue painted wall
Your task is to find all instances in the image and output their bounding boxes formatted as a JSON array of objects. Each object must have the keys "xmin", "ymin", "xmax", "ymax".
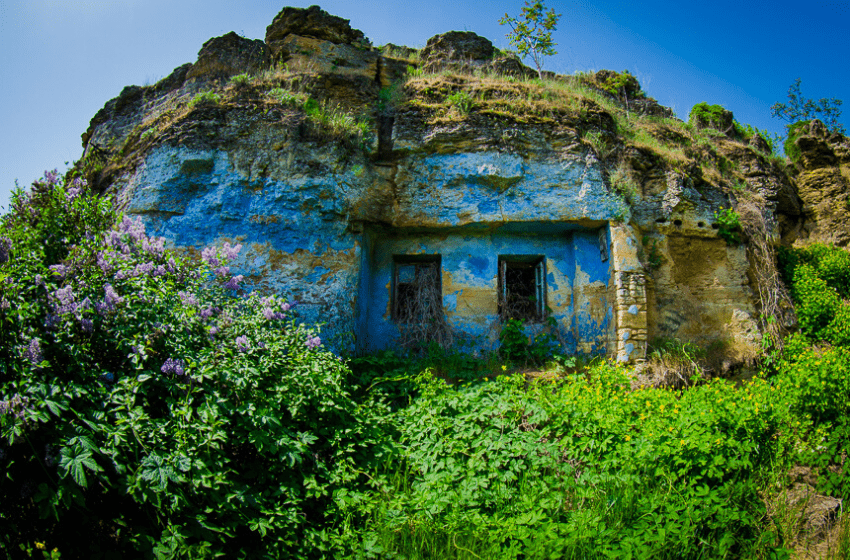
[{"xmin": 359, "ymin": 223, "xmax": 612, "ymax": 355}]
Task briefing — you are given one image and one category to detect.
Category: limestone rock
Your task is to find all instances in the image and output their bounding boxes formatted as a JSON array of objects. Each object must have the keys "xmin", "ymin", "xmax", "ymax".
[
  {"xmin": 420, "ymin": 31, "xmax": 496, "ymax": 73},
  {"xmin": 265, "ymin": 5, "xmax": 370, "ymax": 57},
  {"xmin": 269, "ymin": 34, "xmax": 380, "ymax": 92},
  {"xmin": 186, "ymin": 32, "xmax": 270, "ymax": 82}
]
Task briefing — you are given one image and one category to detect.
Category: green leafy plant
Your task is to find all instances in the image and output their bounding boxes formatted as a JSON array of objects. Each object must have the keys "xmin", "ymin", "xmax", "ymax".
[
  {"xmin": 445, "ymin": 90, "xmax": 474, "ymax": 115},
  {"xmin": 783, "ymin": 119, "xmax": 811, "ymax": 163},
  {"xmin": 0, "ymin": 171, "xmax": 391, "ymax": 557},
  {"xmin": 499, "ymin": 1, "xmax": 562, "ymax": 79},
  {"xmin": 187, "ymin": 90, "xmax": 221, "ymax": 109},
  {"xmin": 228, "ymin": 73, "xmax": 252, "ymax": 88},
  {"xmin": 266, "ymin": 87, "xmax": 306, "ymax": 107},
  {"xmin": 714, "ymin": 207, "xmax": 741, "ymax": 245}
]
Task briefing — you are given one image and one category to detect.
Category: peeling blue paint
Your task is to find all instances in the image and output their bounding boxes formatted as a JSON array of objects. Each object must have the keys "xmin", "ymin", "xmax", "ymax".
[{"xmin": 124, "ymin": 145, "xmax": 619, "ymax": 356}]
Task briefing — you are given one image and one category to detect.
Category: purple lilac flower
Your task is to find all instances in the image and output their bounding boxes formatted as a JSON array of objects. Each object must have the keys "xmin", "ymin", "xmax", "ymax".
[
  {"xmin": 96, "ymin": 252, "xmax": 114, "ymax": 273},
  {"xmin": 235, "ymin": 335, "xmax": 250, "ymax": 352},
  {"xmin": 65, "ymin": 186, "xmax": 82, "ymax": 202},
  {"xmin": 134, "ymin": 262, "xmax": 155, "ymax": 276},
  {"xmin": 215, "ymin": 266, "xmax": 230, "ymax": 277},
  {"xmin": 199, "ymin": 307, "xmax": 215, "ymax": 319},
  {"xmin": 48, "ymin": 264, "xmax": 67, "ymax": 278},
  {"xmin": 45, "ymin": 170, "xmax": 59, "ymax": 185},
  {"xmin": 222, "ymin": 242, "xmax": 242, "ymax": 261},
  {"xmin": 143, "ymin": 237, "xmax": 165, "ymax": 257},
  {"xmin": 0, "ymin": 298, "xmax": 9, "ymax": 311},
  {"xmin": 262, "ymin": 307, "xmax": 286, "ymax": 321},
  {"xmin": 305, "ymin": 336, "xmax": 321, "ymax": 350},
  {"xmin": 167, "ymin": 257, "xmax": 177, "ymax": 272},
  {"xmin": 201, "ymin": 247, "xmax": 220, "ymax": 267},
  {"xmin": 160, "ymin": 358, "xmax": 185, "ymax": 376},
  {"xmin": 44, "ymin": 314, "xmax": 60, "ymax": 329},
  {"xmin": 281, "ymin": 302, "xmax": 291, "ymax": 312},
  {"xmin": 210, "ymin": 326, "xmax": 219, "ymax": 337},
  {"xmin": 178, "ymin": 291, "xmax": 198, "ymax": 306},
  {"xmin": 225, "ymin": 275, "xmax": 244, "ymax": 290},
  {"xmin": 0, "ymin": 394, "xmax": 30, "ymax": 419},
  {"xmin": 0, "ymin": 238, "xmax": 11, "ymax": 265},
  {"xmin": 118, "ymin": 216, "xmax": 146, "ymax": 242},
  {"xmin": 154, "ymin": 265, "xmax": 167, "ymax": 277},
  {"xmin": 23, "ymin": 338, "xmax": 43, "ymax": 364},
  {"xmin": 80, "ymin": 318, "xmax": 93, "ymax": 333},
  {"xmin": 105, "ymin": 284, "xmax": 123, "ymax": 307},
  {"xmin": 52, "ymin": 286, "xmax": 77, "ymax": 315}
]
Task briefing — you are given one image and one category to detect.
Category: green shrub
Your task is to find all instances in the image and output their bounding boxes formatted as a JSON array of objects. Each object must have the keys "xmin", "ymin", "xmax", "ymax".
[
  {"xmin": 0, "ymin": 171, "xmax": 390, "ymax": 557},
  {"xmin": 689, "ymin": 102, "xmax": 731, "ymax": 132},
  {"xmin": 783, "ymin": 119, "xmax": 811, "ymax": 163},
  {"xmin": 266, "ymin": 87, "xmax": 305, "ymax": 107},
  {"xmin": 446, "ymin": 90, "xmax": 474, "ymax": 114},
  {"xmin": 228, "ymin": 73, "xmax": 252, "ymax": 87},
  {"xmin": 780, "ymin": 244, "xmax": 850, "ymax": 345},
  {"xmin": 188, "ymin": 90, "xmax": 221, "ymax": 109},
  {"xmin": 714, "ymin": 207, "xmax": 741, "ymax": 245}
]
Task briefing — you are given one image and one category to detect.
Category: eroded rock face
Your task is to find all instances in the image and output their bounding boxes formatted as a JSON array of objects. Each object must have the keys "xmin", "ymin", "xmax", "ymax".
[
  {"xmin": 76, "ymin": 7, "xmax": 839, "ymax": 363},
  {"xmin": 186, "ymin": 32, "xmax": 270, "ymax": 82},
  {"xmin": 789, "ymin": 120, "xmax": 850, "ymax": 246},
  {"xmin": 265, "ymin": 5, "xmax": 370, "ymax": 55}
]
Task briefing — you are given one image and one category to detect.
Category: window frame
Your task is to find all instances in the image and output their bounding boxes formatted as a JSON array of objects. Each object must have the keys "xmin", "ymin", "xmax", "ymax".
[
  {"xmin": 498, "ymin": 255, "xmax": 547, "ymax": 322},
  {"xmin": 392, "ymin": 255, "xmax": 442, "ymax": 323}
]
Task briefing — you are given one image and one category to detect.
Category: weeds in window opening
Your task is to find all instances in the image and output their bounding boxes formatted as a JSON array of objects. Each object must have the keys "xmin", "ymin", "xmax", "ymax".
[{"xmin": 394, "ymin": 261, "xmax": 453, "ymax": 351}]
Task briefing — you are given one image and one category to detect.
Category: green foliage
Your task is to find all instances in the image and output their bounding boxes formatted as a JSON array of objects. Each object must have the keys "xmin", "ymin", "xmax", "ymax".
[
  {"xmin": 302, "ymin": 98, "xmax": 372, "ymax": 146},
  {"xmin": 771, "ymin": 78, "xmax": 845, "ymax": 135},
  {"xmin": 228, "ymin": 73, "xmax": 252, "ymax": 87},
  {"xmin": 498, "ymin": 317, "xmax": 559, "ymax": 365},
  {"xmin": 737, "ymin": 122, "xmax": 783, "ymax": 157},
  {"xmin": 641, "ymin": 235, "xmax": 662, "ymax": 270},
  {"xmin": 0, "ymin": 171, "xmax": 390, "ymax": 557},
  {"xmin": 334, "ymin": 364, "xmax": 792, "ymax": 558},
  {"xmin": 783, "ymin": 119, "xmax": 811, "ymax": 163},
  {"xmin": 689, "ymin": 102, "xmax": 731, "ymax": 132},
  {"xmin": 445, "ymin": 90, "xmax": 474, "ymax": 115},
  {"xmin": 714, "ymin": 207, "xmax": 741, "ymax": 245},
  {"xmin": 779, "ymin": 243, "xmax": 850, "ymax": 345},
  {"xmin": 376, "ymin": 82, "xmax": 404, "ymax": 115},
  {"xmin": 498, "ymin": 1, "xmax": 561, "ymax": 79},
  {"xmin": 266, "ymin": 87, "xmax": 306, "ymax": 107},
  {"xmin": 187, "ymin": 90, "xmax": 221, "ymax": 109}
]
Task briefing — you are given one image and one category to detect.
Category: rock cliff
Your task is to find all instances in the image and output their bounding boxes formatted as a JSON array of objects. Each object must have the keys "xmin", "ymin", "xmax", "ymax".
[{"xmin": 75, "ymin": 5, "xmax": 849, "ymax": 367}]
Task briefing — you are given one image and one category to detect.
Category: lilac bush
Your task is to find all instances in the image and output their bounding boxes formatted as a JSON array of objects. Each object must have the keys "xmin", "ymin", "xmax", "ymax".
[{"xmin": 0, "ymin": 169, "xmax": 385, "ymax": 558}]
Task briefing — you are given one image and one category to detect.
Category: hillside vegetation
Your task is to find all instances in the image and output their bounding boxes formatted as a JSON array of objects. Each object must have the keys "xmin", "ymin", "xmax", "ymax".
[{"xmin": 1, "ymin": 167, "xmax": 850, "ymax": 559}]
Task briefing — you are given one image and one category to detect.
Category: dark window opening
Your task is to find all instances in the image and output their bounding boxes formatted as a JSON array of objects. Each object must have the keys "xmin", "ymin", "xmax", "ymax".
[
  {"xmin": 393, "ymin": 255, "xmax": 442, "ymax": 323},
  {"xmin": 499, "ymin": 255, "xmax": 546, "ymax": 321}
]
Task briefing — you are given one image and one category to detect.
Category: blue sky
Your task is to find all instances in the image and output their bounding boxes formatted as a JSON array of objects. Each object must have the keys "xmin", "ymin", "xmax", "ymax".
[{"xmin": 1, "ymin": 0, "xmax": 848, "ymax": 210}]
